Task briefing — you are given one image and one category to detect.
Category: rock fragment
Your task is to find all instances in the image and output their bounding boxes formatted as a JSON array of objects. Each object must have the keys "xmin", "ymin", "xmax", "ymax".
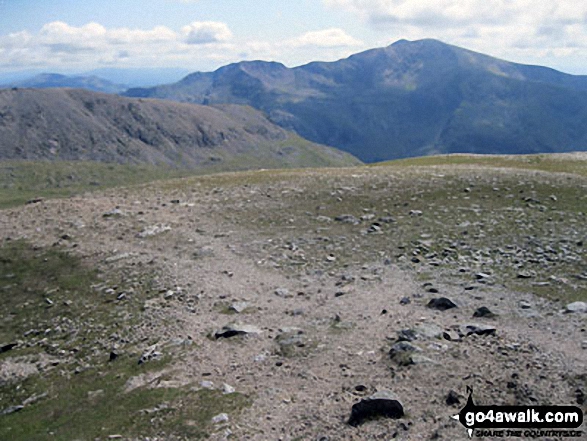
[
  {"xmin": 348, "ymin": 390, "xmax": 404, "ymax": 427},
  {"xmin": 427, "ymin": 297, "xmax": 457, "ymax": 311}
]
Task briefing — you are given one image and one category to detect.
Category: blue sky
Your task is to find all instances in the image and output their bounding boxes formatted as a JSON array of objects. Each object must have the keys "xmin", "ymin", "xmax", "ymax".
[{"xmin": 0, "ymin": 0, "xmax": 585, "ymax": 75}]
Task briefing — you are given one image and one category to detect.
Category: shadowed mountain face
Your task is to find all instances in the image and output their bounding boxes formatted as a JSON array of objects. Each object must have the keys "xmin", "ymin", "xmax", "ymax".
[
  {"xmin": 0, "ymin": 88, "xmax": 360, "ymax": 169},
  {"xmin": 125, "ymin": 39, "xmax": 587, "ymax": 162}
]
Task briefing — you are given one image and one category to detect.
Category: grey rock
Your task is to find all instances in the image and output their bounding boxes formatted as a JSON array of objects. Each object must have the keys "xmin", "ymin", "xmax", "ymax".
[
  {"xmin": 414, "ymin": 323, "xmax": 444, "ymax": 339},
  {"xmin": 136, "ymin": 225, "xmax": 171, "ymax": 238},
  {"xmin": 1, "ymin": 405, "xmax": 24, "ymax": 416},
  {"xmin": 138, "ymin": 344, "xmax": 162, "ymax": 364},
  {"xmin": 193, "ymin": 246, "xmax": 214, "ymax": 259},
  {"xmin": 274, "ymin": 288, "xmax": 292, "ymax": 298},
  {"xmin": 229, "ymin": 302, "xmax": 249, "ymax": 313},
  {"xmin": 335, "ymin": 214, "xmax": 360, "ymax": 224},
  {"xmin": 212, "ymin": 413, "xmax": 229, "ymax": 424},
  {"xmin": 565, "ymin": 302, "xmax": 587, "ymax": 313},
  {"xmin": 461, "ymin": 323, "xmax": 497, "ymax": 337},
  {"xmin": 519, "ymin": 300, "xmax": 533, "ymax": 309}
]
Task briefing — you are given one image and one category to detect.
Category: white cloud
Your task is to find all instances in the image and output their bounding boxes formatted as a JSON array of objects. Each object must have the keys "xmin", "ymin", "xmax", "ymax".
[
  {"xmin": 289, "ymin": 28, "xmax": 363, "ymax": 48},
  {"xmin": 182, "ymin": 21, "xmax": 233, "ymax": 44},
  {"xmin": 324, "ymin": 0, "xmax": 587, "ymax": 72}
]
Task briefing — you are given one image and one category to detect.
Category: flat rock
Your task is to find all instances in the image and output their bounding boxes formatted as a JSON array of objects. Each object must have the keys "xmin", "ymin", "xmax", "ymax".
[
  {"xmin": 565, "ymin": 302, "xmax": 587, "ymax": 313},
  {"xmin": 348, "ymin": 390, "xmax": 404, "ymax": 427},
  {"xmin": 414, "ymin": 323, "xmax": 444, "ymax": 339},
  {"xmin": 214, "ymin": 323, "xmax": 262, "ymax": 339},
  {"xmin": 460, "ymin": 323, "xmax": 497, "ymax": 337},
  {"xmin": 274, "ymin": 288, "xmax": 292, "ymax": 298},
  {"xmin": 136, "ymin": 225, "xmax": 171, "ymax": 238},
  {"xmin": 229, "ymin": 302, "xmax": 249, "ymax": 313}
]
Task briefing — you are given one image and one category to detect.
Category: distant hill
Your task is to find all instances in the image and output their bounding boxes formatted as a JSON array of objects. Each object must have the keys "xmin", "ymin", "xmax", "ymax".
[
  {"xmin": 125, "ymin": 39, "xmax": 587, "ymax": 162},
  {"xmin": 83, "ymin": 67, "xmax": 192, "ymax": 88},
  {"xmin": 0, "ymin": 88, "xmax": 360, "ymax": 170},
  {"xmin": 5, "ymin": 73, "xmax": 127, "ymax": 94}
]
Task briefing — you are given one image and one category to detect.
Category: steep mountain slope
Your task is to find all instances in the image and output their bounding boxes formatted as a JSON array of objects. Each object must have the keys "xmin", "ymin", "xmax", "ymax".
[
  {"xmin": 0, "ymin": 88, "xmax": 360, "ymax": 169},
  {"xmin": 125, "ymin": 39, "xmax": 587, "ymax": 162},
  {"xmin": 4, "ymin": 73, "xmax": 127, "ymax": 94}
]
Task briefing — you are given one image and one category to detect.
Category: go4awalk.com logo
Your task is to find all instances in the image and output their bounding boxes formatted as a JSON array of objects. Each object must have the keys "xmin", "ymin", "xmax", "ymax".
[{"xmin": 452, "ymin": 387, "xmax": 584, "ymax": 438}]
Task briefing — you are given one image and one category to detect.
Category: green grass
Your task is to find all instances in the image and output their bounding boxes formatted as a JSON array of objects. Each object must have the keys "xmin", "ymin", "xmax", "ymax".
[
  {"xmin": 0, "ymin": 161, "xmax": 197, "ymax": 209},
  {"xmin": 0, "ymin": 240, "xmax": 251, "ymax": 439},
  {"xmin": 1, "ymin": 357, "xmax": 250, "ymax": 440}
]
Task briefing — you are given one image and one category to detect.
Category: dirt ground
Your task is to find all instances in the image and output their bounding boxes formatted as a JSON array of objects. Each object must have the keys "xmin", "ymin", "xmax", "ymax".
[{"xmin": 1, "ymin": 163, "xmax": 586, "ymax": 440}]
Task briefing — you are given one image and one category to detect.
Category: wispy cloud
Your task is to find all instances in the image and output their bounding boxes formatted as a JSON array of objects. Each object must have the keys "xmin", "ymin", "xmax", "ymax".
[{"xmin": 324, "ymin": 0, "xmax": 587, "ymax": 69}]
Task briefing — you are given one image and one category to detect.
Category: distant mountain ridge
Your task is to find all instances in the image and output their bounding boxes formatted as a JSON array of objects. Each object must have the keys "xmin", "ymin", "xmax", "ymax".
[
  {"xmin": 5, "ymin": 73, "xmax": 128, "ymax": 94},
  {"xmin": 125, "ymin": 39, "xmax": 587, "ymax": 162},
  {"xmin": 0, "ymin": 88, "xmax": 360, "ymax": 170}
]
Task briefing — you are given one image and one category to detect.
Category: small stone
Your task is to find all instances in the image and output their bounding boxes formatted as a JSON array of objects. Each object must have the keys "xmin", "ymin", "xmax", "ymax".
[
  {"xmin": 396, "ymin": 329, "xmax": 418, "ymax": 342},
  {"xmin": 565, "ymin": 302, "xmax": 587, "ymax": 313},
  {"xmin": 229, "ymin": 302, "xmax": 249, "ymax": 313},
  {"xmin": 473, "ymin": 306, "xmax": 495, "ymax": 318},
  {"xmin": 222, "ymin": 384, "xmax": 236, "ymax": 394},
  {"xmin": 274, "ymin": 288, "xmax": 292, "ymax": 298},
  {"xmin": 445, "ymin": 390, "xmax": 461, "ymax": 406},
  {"xmin": 214, "ymin": 323, "xmax": 262, "ymax": 339},
  {"xmin": 475, "ymin": 272, "xmax": 491, "ymax": 280},
  {"xmin": 414, "ymin": 323, "xmax": 443, "ymax": 339},
  {"xmin": 399, "ymin": 297, "xmax": 411, "ymax": 305},
  {"xmin": 212, "ymin": 413, "xmax": 229, "ymax": 424},
  {"xmin": 461, "ymin": 323, "xmax": 497, "ymax": 337},
  {"xmin": 335, "ymin": 214, "xmax": 360, "ymax": 224},
  {"xmin": 138, "ymin": 344, "xmax": 162, "ymax": 364},
  {"xmin": 200, "ymin": 380, "xmax": 214, "ymax": 389},
  {"xmin": 427, "ymin": 297, "xmax": 457, "ymax": 311},
  {"xmin": 348, "ymin": 390, "xmax": 404, "ymax": 427},
  {"xmin": 1, "ymin": 405, "xmax": 24, "ymax": 416},
  {"xmin": 519, "ymin": 300, "xmax": 532, "ymax": 309}
]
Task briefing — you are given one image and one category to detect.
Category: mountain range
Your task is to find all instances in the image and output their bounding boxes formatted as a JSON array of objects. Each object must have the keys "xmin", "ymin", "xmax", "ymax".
[
  {"xmin": 0, "ymin": 88, "xmax": 359, "ymax": 170},
  {"xmin": 5, "ymin": 73, "xmax": 127, "ymax": 94},
  {"xmin": 125, "ymin": 39, "xmax": 587, "ymax": 162}
]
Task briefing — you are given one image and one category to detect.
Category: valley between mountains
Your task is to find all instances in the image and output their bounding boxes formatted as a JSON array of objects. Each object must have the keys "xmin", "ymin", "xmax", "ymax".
[{"xmin": 1, "ymin": 154, "xmax": 585, "ymax": 440}]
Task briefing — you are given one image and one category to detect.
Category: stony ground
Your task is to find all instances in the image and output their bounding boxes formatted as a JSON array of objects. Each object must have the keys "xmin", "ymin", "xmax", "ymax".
[{"xmin": 0, "ymin": 156, "xmax": 586, "ymax": 440}]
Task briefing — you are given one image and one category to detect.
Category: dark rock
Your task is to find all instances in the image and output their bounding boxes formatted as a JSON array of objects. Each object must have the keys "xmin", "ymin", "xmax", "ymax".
[
  {"xmin": 348, "ymin": 390, "xmax": 404, "ymax": 427},
  {"xmin": 109, "ymin": 350, "xmax": 119, "ymax": 362},
  {"xmin": 427, "ymin": 297, "xmax": 457, "ymax": 311},
  {"xmin": 399, "ymin": 297, "xmax": 411, "ymax": 305},
  {"xmin": 214, "ymin": 323, "xmax": 262, "ymax": 339},
  {"xmin": 445, "ymin": 390, "xmax": 461, "ymax": 406},
  {"xmin": 26, "ymin": 198, "xmax": 44, "ymax": 205},
  {"xmin": 473, "ymin": 306, "xmax": 495, "ymax": 318},
  {"xmin": 0, "ymin": 342, "xmax": 18, "ymax": 354}
]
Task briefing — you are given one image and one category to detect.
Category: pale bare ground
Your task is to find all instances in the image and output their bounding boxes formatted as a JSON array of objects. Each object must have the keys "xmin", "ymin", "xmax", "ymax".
[{"xmin": 1, "ymin": 164, "xmax": 585, "ymax": 440}]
